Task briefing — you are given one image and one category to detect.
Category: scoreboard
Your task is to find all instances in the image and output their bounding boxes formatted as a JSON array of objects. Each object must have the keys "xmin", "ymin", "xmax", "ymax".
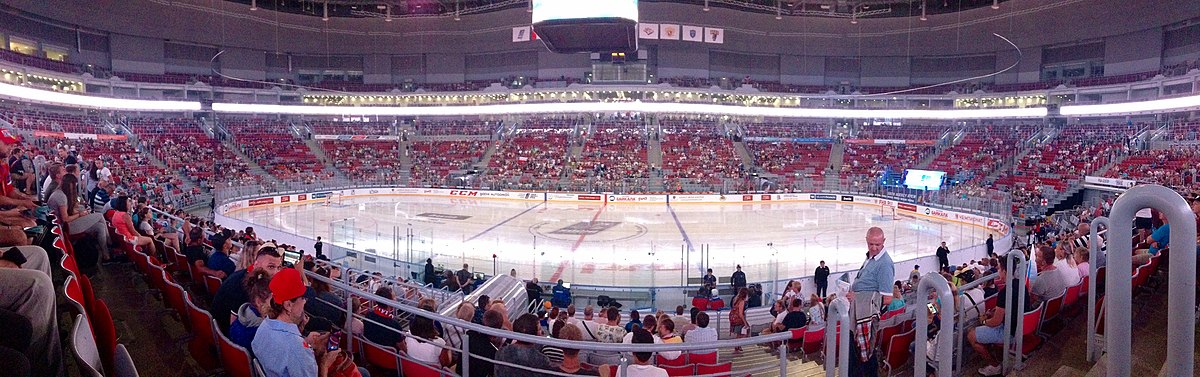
[{"xmin": 532, "ymin": 0, "xmax": 639, "ymax": 53}]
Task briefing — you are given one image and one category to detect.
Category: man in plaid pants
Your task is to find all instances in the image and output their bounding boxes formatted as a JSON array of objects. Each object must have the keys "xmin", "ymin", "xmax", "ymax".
[{"xmin": 846, "ymin": 227, "xmax": 894, "ymax": 377}]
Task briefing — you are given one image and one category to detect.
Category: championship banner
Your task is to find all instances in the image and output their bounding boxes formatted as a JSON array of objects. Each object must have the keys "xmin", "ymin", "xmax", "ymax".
[
  {"xmin": 682, "ymin": 25, "xmax": 703, "ymax": 42},
  {"xmin": 638, "ymin": 23, "xmax": 660, "ymax": 39},
  {"xmin": 512, "ymin": 26, "xmax": 533, "ymax": 42},
  {"xmin": 659, "ymin": 24, "xmax": 680, "ymax": 40},
  {"xmin": 704, "ymin": 27, "xmax": 724, "ymax": 44}
]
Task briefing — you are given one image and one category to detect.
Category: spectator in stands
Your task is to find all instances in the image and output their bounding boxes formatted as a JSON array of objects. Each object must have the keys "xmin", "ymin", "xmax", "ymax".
[
  {"xmin": 670, "ymin": 306, "xmax": 690, "ymax": 334},
  {"xmin": 423, "ymin": 258, "xmax": 436, "ymax": 287},
  {"xmin": 0, "ymin": 248, "xmax": 62, "ymax": 377},
  {"xmin": 88, "ymin": 179, "xmax": 112, "ymax": 213},
  {"xmin": 446, "ymin": 269, "xmax": 461, "ymax": 292},
  {"xmin": 678, "ymin": 307, "xmax": 700, "ymax": 338},
  {"xmin": 457, "ymin": 263, "xmax": 475, "ymax": 294},
  {"xmin": 495, "ymin": 313, "xmax": 554, "ymax": 377},
  {"xmin": 1053, "ymin": 243, "xmax": 1081, "ymax": 285},
  {"xmin": 401, "ymin": 310, "xmax": 453, "ymax": 368},
  {"xmin": 1134, "ymin": 212, "xmax": 1170, "ymax": 265},
  {"xmin": 1075, "ymin": 247, "xmax": 1091, "ymax": 278},
  {"xmin": 253, "ymin": 268, "xmax": 344, "ymax": 377},
  {"xmin": 206, "ymin": 234, "xmax": 237, "ymax": 278},
  {"xmin": 1031, "ymin": 245, "xmax": 1068, "ymax": 305},
  {"xmin": 808, "ymin": 294, "xmax": 826, "ymax": 328},
  {"xmin": 885, "ymin": 282, "xmax": 907, "ymax": 312},
  {"xmin": 38, "ymin": 162, "xmax": 62, "ymax": 203},
  {"xmin": 541, "ymin": 320, "xmax": 567, "ymax": 364},
  {"xmin": 314, "ymin": 236, "xmax": 324, "ymax": 260},
  {"xmin": 555, "ymin": 324, "xmax": 599, "ymax": 375},
  {"xmin": 364, "ymin": 287, "xmax": 405, "ymax": 349},
  {"xmin": 110, "ymin": 196, "xmax": 157, "ymax": 257},
  {"xmin": 848, "ymin": 227, "xmax": 894, "ymax": 377},
  {"xmin": 624, "ymin": 309, "xmax": 641, "ymax": 332},
  {"xmin": 7, "ymin": 147, "xmax": 32, "ymax": 194},
  {"xmin": 526, "ymin": 277, "xmax": 544, "ymax": 312},
  {"xmin": 815, "ymin": 261, "xmax": 830, "ymax": 298},
  {"xmin": 618, "ymin": 329, "xmax": 669, "ymax": 377},
  {"xmin": 701, "ymin": 268, "xmax": 717, "ymax": 290},
  {"xmin": 685, "ymin": 311, "xmax": 717, "ymax": 343},
  {"xmin": 47, "ymin": 174, "xmax": 111, "ymax": 265},
  {"xmin": 967, "ymin": 254, "xmax": 1031, "ymax": 377},
  {"xmin": 211, "ymin": 244, "xmax": 284, "ymax": 334},
  {"xmin": 729, "ymin": 287, "xmax": 748, "ymax": 353},
  {"xmin": 229, "ymin": 269, "xmax": 271, "ymax": 351},
  {"xmin": 444, "ymin": 302, "xmax": 475, "ymax": 367},
  {"xmin": 182, "ymin": 226, "xmax": 225, "ymax": 279},
  {"xmin": 305, "ymin": 266, "xmax": 346, "ymax": 326},
  {"xmin": 472, "ymin": 295, "xmax": 490, "ymax": 324},
  {"xmin": 464, "ymin": 308, "xmax": 505, "ymax": 377},
  {"xmin": 586, "ymin": 307, "xmax": 627, "ymax": 365}
]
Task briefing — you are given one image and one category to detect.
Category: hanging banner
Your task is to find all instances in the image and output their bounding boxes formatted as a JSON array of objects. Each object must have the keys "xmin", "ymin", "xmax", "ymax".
[
  {"xmin": 659, "ymin": 24, "xmax": 680, "ymax": 40},
  {"xmin": 682, "ymin": 25, "xmax": 703, "ymax": 42},
  {"xmin": 638, "ymin": 23, "xmax": 659, "ymax": 39},
  {"xmin": 704, "ymin": 27, "xmax": 724, "ymax": 44}
]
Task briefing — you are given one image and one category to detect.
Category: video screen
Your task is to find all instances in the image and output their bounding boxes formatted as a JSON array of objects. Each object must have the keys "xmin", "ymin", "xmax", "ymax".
[
  {"xmin": 903, "ymin": 169, "xmax": 946, "ymax": 191},
  {"xmin": 532, "ymin": 0, "xmax": 638, "ymax": 24}
]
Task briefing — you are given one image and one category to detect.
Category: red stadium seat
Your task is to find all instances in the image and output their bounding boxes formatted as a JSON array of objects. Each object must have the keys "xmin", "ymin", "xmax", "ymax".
[
  {"xmin": 695, "ymin": 362, "xmax": 733, "ymax": 377},
  {"xmin": 214, "ymin": 320, "xmax": 253, "ymax": 377},
  {"xmin": 881, "ymin": 329, "xmax": 916, "ymax": 376}
]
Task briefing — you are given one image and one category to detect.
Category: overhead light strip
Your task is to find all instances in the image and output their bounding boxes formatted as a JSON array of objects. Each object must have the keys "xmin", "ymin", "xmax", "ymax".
[
  {"xmin": 0, "ymin": 82, "xmax": 201, "ymax": 111},
  {"xmin": 213, "ymin": 101, "xmax": 1048, "ymax": 119},
  {"xmin": 1060, "ymin": 94, "xmax": 1200, "ymax": 116}
]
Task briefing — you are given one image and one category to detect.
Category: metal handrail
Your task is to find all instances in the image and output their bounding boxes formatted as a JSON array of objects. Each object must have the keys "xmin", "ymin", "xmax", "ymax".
[
  {"xmin": 953, "ymin": 270, "xmax": 999, "ymax": 376},
  {"xmin": 999, "ymin": 248, "xmax": 1027, "ymax": 373},
  {"xmin": 1101, "ymin": 185, "xmax": 1196, "ymax": 377},
  {"xmin": 914, "ymin": 273, "xmax": 955, "ymax": 377},
  {"xmin": 823, "ymin": 297, "xmax": 851, "ymax": 377},
  {"xmin": 1086, "ymin": 216, "xmax": 1109, "ymax": 362}
]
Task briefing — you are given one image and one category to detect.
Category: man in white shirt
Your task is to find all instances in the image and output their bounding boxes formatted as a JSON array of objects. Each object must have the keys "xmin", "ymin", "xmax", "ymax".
[
  {"xmin": 617, "ymin": 329, "xmax": 669, "ymax": 377},
  {"xmin": 683, "ymin": 312, "xmax": 717, "ymax": 343}
]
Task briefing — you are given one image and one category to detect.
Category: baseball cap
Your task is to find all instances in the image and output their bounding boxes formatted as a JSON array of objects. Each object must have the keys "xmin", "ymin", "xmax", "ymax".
[
  {"xmin": 269, "ymin": 268, "xmax": 306, "ymax": 304},
  {"xmin": 0, "ymin": 129, "xmax": 22, "ymax": 145}
]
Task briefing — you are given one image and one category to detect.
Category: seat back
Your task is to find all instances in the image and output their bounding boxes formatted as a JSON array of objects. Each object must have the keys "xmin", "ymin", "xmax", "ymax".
[
  {"xmin": 71, "ymin": 314, "xmax": 105, "ymax": 377},
  {"xmin": 802, "ymin": 326, "xmax": 825, "ymax": 354},
  {"xmin": 688, "ymin": 351, "xmax": 717, "ymax": 365},
  {"xmin": 883, "ymin": 329, "xmax": 916, "ymax": 371},
  {"xmin": 1063, "ymin": 281, "xmax": 1081, "ymax": 309},
  {"xmin": 695, "ymin": 362, "xmax": 733, "ymax": 377},
  {"xmin": 360, "ymin": 337, "xmax": 400, "ymax": 371},
  {"xmin": 1022, "ymin": 303, "xmax": 1043, "ymax": 337},
  {"xmin": 253, "ymin": 359, "xmax": 266, "ymax": 377},
  {"xmin": 1078, "ymin": 275, "xmax": 1089, "ymax": 299},
  {"xmin": 656, "ymin": 353, "xmax": 688, "ymax": 367},
  {"xmin": 113, "ymin": 344, "xmax": 140, "ymax": 377},
  {"xmin": 1042, "ymin": 293, "xmax": 1065, "ymax": 322},
  {"xmin": 63, "ymin": 274, "xmax": 88, "ymax": 318},
  {"xmin": 400, "ymin": 355, "xmax": 446, "ymax": 377},
  {"xmin": 984, "ymin": 294, "xmax": 999, "ymax": 311},
  {"xmin": 79, "ymin": 273, "xmax": 97, "ymax": 315},
  {"xmin": 661, "ymin": 364, "xmax": 693, "ymax": 376},
  {"xmin": 214, "ymin": 319, "xmax": 254, "ymax": 377},
  {"xmin": 876, "ymin": 321, "xmax": 905, "ymax": 355},
  {"xmin": 92, "ymin": 299, "xmax": 119, "ymax": 374},
  {"xmin": 164, "ymin": 279, "xmax": 191, "ymax": 328},
  {"xmin": 204, "ymin": 274, "xmax": 223, "ymax": 297}
]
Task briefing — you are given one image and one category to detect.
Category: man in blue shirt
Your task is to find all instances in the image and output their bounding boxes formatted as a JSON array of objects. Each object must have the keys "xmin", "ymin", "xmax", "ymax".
[
  {"xmin": 847, "ymin": 227, "xmax": 893, "ymax": 377},
  {"xmin": 1134, "ymin": 212, "xmax": 1170, "ymax": 265}
]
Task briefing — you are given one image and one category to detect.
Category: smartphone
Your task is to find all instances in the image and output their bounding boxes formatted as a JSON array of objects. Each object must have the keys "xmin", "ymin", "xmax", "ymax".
[
  {"xmin": 927, "ymin": 302, "xmax": 938, "ymax": 316},
  {"xmin": 327, "ymin": 331, "xmax": 342, "ymax": 351}
]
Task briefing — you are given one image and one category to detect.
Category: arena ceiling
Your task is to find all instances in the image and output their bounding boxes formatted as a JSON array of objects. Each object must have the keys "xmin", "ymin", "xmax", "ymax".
[{"xmin": 222, "ymin": 0, "xmax": 1012, "ymax": 20}]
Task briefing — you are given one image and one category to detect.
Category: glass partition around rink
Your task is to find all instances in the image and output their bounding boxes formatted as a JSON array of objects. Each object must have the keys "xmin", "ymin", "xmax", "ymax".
[{"xmin": 214, "ymin": 178, "xmax": 1012, "ymax": 309}]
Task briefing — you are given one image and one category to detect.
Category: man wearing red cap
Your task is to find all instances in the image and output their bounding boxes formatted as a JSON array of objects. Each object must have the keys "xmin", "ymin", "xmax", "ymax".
[{"xmin": 252, "ymin": 267, "xmax": 343, "ymax": 377}]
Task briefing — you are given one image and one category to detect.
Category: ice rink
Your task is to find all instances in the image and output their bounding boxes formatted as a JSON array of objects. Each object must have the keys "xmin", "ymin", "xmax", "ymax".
[{"xmin": 229, "ymin": 195, "xmax": 992, "ymax": 287}]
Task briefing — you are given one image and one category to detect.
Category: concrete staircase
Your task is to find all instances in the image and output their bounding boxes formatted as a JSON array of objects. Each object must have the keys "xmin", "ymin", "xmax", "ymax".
[
  {"xmin": 558, "ymin": 122, "xmax": 587, "ymax": 187},
  {"xmin": 223, "ymin": 139, "xmax": 280, "ymax": 184},
  {"xmin": 646, "ymin": 121, "xmax": 665, "ymax": 192},
  {"xmin": 474, "ymin": 137, "xmax": 503, "ymax": 171},
  {"xmin": 397, "ymin": 138, "xmax": 413, "ymax": 185},
  {"xmin": 823, "ymin": 142, "xmax": 846, "ymax": 189},
  {"xmin": 303, "ymin": 137, "xmax": 346, "ymax": 179}
]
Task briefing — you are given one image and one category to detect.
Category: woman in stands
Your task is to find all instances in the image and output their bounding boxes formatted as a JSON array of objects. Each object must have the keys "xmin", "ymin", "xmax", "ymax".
[
  {"xmin": 110, "ymin": 196, "xmax": 157, "ymax": 257},
  {"xmin": 306, "ymin": 266, "xmax": 347, "ymax": 326},
  {"xmin": 399, "ymin": 308, "xmax": 453, "ymax": 368},
  {"xmin": 47, "ymin": 174, "xmax": 111, "ymax": 264},
  {"xmin": 229, "ymin": 269, "xmax": 272, "ymax": 352},
  {"xmin": 729, "ymin": 287, "xmax": 749, "ymax": 354}
]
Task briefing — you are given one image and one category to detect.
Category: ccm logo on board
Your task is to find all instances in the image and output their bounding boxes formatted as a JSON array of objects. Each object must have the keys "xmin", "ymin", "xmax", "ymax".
[{"xmin": 449, "ymin": 190, "xmax": 479, "ymax": 197}]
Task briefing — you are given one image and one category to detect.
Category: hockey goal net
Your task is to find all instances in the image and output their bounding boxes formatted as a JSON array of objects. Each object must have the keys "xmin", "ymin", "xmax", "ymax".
[
  {"xmin": 879, "ymin": 205, "xmax": 897, "ymax": 220},
  {"xmin": 324, "ymin": 193, "xmax": 345, "ymax": 206}
]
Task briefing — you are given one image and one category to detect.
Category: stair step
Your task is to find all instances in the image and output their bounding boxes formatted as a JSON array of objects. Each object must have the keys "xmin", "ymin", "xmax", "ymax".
[
  {"xmin": 1083, "ymin": 354, "xmax": 1161, "ymax": 377},
  {"xmin": 1050, "ymin": 365, "xmax": 1087, "ymax": 377}
]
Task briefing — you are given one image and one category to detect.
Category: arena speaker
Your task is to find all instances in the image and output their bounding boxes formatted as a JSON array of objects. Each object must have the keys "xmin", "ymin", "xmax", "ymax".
[{"xmin": 532, "ymin": 0, "xmax": 639, "ymax": 53}]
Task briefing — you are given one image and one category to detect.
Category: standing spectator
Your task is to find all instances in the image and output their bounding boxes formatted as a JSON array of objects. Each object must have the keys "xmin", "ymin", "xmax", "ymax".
[
  {"xmin": 445, "ymin": 269, "xmax": 461, "ymax": 292},
  {"xmin": 936, "ymin": 242, "xmax": 951, "ymax": 272},
  {"xmin": 847, "ymin": 227, "xmax": 894, "ymax": 377},
  {"xmin": 814, "ymin": 261, "xmax": 830, "ymax": 298},
  {"xmin": 729, "ymin": 287, "xmax": 748, "ymax": 354},
  {"xmin": 457, "ymin": 264, "xmax": 475, "ymax": 294},
  {"xmin": 313, "ymin": 236, "xmax": 324, "ymax": 260},
  {"xmin": 495, "ymin": 314, "xmax": 554, "ymax": 377},
  {"xmin": 526, "ymin": 278, "xmax": 544, "ymax": 312},
  {"xmin": 701, "ymin": 268, "xmax": 717, "ymax": 290},
  {"xmin": 985, "ymin": 234, "xmax": 995, "ymax": 257},
  {"xmin": 908, "ymin": 265, "xmax": 921, "ymax": 288},
  {"xmin": 731, "ymin": 265, "xmax": 747, "ymax": 292},
  {"xmin": 423, "ymin": 258, "xmax": 436, "ymax": 287},
  {"xmin": 552, "ymin": 279, "xmax": 572, "ymax": 308}
]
